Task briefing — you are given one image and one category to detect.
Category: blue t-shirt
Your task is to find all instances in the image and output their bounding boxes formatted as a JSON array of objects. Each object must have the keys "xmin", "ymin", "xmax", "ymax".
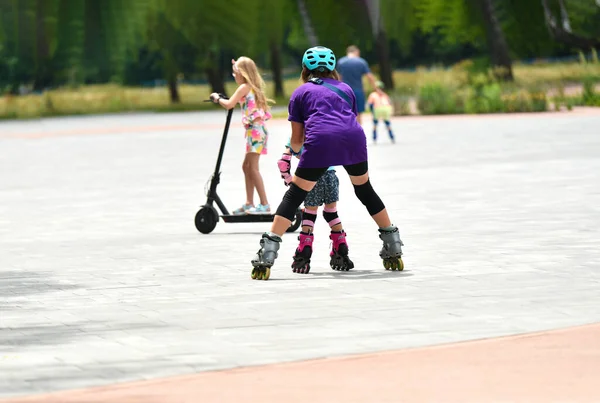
[{"xmin": 337, "ymin": 56, "xmax": 370, "ymax": 94}]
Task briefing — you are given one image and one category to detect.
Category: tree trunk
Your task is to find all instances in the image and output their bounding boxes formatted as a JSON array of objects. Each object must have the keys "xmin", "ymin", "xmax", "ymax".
[
  {"xmin": 205, "ymin": 68, "xmax": 226, "ymax": 95},
  {"xmin": 270, "ymin": 41, "xmax": 284, "ymax": 98},
  {"xmin": 541, "ymin": 0, "xmax": 600, "ymax": 49},
  {"xmin": 202, "ymin": 47, "xmax": 227, "ymax": 96},
  {"xmin": 476, "ymin": 0, "xmax": 514, "ymax": 81},
  {"xmin": 297, "ymin": 0, "xmax": 318, "ymax": 46},
  {"xmin": 364, "ymin": 0, "xmax": 395, "ymax": 89},
  {"xmin": 167, "ymin": 75, "xmax": 180, "ymax": 104},
  {"xmin": 163, "ymin": 53, "xmax": 180, "ymax": 104},
  {"xmin": 33, "ymin": 0, "xmax": 52, "ymax": 91},
  {"xmin": 376, "ymin": 30, "xmax": 394, "ymax": 89}
]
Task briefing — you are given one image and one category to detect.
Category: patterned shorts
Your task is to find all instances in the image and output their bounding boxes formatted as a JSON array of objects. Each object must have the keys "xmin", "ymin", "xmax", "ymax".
[
  {"xmin": 246, "ymin": 125, "xmax": 268, "ymax": 155},
  {"xmin": 304, "ymin": 170, "xmax": 339, "ymax": 207}
]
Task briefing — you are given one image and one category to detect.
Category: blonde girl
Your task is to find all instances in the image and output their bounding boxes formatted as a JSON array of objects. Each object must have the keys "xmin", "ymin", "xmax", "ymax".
[{"xmin": 210, "ymin": 57, "xmax": 274, "ymax": 215}]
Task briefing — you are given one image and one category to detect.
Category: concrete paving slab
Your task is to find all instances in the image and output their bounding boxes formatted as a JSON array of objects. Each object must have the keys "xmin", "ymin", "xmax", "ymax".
[{"xmin": 1, "ymin": 108, "xmax": 600, "ymax": 398}]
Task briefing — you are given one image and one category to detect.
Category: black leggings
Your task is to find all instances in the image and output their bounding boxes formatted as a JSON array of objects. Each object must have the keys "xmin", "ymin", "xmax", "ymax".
[
  {"xmin": 275, "ymin": 161, "xmax": 385, "ymax": 221},
  {"xmin": 295, "ymin": 161, "xmax": 368, "ymax": 182}
]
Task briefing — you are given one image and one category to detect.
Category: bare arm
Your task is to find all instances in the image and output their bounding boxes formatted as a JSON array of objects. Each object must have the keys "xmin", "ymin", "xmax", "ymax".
[
  {"xmin": 366, "ymin": 72, "xmax": 382, "ymax": 93},
  {"xmin": 290, "ymin": 121, "xmax": 305, "ymax": 154},
  {"xmin": 211, "ymin": 84, "xmax": 250, "ymax": 110}
]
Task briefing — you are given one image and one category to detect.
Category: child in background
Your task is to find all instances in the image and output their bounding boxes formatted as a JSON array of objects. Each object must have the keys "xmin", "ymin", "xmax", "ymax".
[
  {"xmin": 278, "ymin": 140, "xmax": 354, "ymax": 274},
  {"xmin": 367, "ymin": 81, "xmax": 395, "ymax": 144},
  {"xmin": 210, "ymin": 57, "xmax": 273, "ymax": 215}
]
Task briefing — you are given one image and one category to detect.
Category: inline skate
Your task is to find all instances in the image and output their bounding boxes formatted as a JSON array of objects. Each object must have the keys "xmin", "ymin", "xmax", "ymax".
[
  {"xmin": 251, "ymin": 233, "xmax": 282, "ymax": 280},
  {"xmin": 291, "ymin": 232, "xmax": 313, "ymax": 274},
  {"xmin": 329, "ymin": 231, "xmax": 354, "ymax": 271},
  {"xmin": 379, "ymin": 226, "xmax": 404, "ymax": 271}
]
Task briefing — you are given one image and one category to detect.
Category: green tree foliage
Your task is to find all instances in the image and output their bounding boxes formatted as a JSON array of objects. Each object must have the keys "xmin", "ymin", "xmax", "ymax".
[
  {"xmin": 0, "ymin": 0, "xmax": 150, "ymax": 92},
  {"xmin": 2, "ymin": 0, "xmax": 599, "ymax": 97},
  {"xmin": 303, "ymin": 0, "xmax": 372, "ymax": 55},
  {"xmin": 380, "ymin": 0, "xmax": 417, "ymax": 55},
  {"xmin": 53, "ymin": 0, "xmax": 85, "ymax": 85},
  {"xmin": 255, "ymin": 0, "xmax": 295, "ymax": 97},
  {"xmin": 541, "ymin": 0, "xmax": 600, "ymax": 50},
  {"xmin": 144, "ymin": 0, "xmax": 198, "ymax": 102},
  {"xmin": 159, "ymin": 0, "xmax": 260, "ymax": 94},
  {"xmin": 494, "ymin": 0, "xmax": 552, "ymax": 57},
  {"xmin": 565, "ymin": 0, "xmax": 600, "ymax": 39},
  {"xmin": 82, "ymin": 0, "xmax": 151, "ymax": 83},
  {"xmin": 416, "ymin": 0, "xmax": 485, "ymax": 48},
  {"xmin": 416, "ymin": 0, "xmax": 514, "ymax": 80}
]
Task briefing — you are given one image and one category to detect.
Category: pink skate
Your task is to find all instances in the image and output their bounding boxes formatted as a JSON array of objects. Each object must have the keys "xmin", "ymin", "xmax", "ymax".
[
  {"xmin": 330, "ymin": 231, "xmax": 354, "ymax": 271},
  {"xmin": 292, "ymin": 232, "xmax": 313, "ymax": 274}
]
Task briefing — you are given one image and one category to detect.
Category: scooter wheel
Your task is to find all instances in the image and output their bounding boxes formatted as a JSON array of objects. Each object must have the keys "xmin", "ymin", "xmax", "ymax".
[
  {"xmin": 195, "ymin": 206, "xmax": 219, "ymax": 234},
  {"xmin": 286, "ymin": 209, "xmax": 302, "ymax": 233}
]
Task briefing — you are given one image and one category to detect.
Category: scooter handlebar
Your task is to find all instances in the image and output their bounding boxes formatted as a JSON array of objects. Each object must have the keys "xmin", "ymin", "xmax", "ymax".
[{"xmin": 204, "ymin": 93, "xmax": 230, "ymax": 103}]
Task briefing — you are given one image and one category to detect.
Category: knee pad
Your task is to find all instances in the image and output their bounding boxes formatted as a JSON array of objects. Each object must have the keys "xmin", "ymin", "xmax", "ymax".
[
  {"xmin": 323, "ymin": 206, "xmax": 341, "ymax": 228},
  {"xmin": 275, "ymin": 183, "xmax": 308, "ymax": 221},
  {"xmin": 302, "ymin": 207, "xmax": 318, "ymax": 230},
  {"xmin": 353, "ymin": 180, "xmax": 385, "ymax": 216}
]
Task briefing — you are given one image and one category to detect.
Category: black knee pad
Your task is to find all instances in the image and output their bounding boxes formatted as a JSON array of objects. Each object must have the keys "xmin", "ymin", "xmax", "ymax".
[
  {"xmin": 302, "ymin": 208, "xmax": 318, "ymax": 229},
  {"xmin": 275, "ymin": 183, "xmax": 308, "ymax": 221},
  {"xmin": 353, "ymin": 180, "xmax": 385, "ymax": 216},
  {"xmin": 322, "ymin": 209, "xmax": 340, "ymax": 228}
]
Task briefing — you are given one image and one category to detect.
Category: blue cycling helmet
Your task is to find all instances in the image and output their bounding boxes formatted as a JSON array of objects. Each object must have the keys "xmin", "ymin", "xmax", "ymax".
[{"xmin": 302, "ymin": 46, "xmax": 336, "ymax": 72}]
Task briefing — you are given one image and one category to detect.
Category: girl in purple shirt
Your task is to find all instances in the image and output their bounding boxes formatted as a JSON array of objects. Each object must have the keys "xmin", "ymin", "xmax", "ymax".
[{"xmin": 250, "ymin": 46, "xmax": 404, "ymax": 280}]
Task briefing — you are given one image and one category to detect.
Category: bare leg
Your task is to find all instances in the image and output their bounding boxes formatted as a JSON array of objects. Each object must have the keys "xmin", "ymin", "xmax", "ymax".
[
  {"xmin": 242, "ymin": 155, "xmax": 254, "ymax": 206},
  {"xmin": 347, "ymin": 172, "xmax": 392, "ymax": 228},
  {"xmin": 245, "ymin": 153, "xmax": 268, "ymax": 206}
]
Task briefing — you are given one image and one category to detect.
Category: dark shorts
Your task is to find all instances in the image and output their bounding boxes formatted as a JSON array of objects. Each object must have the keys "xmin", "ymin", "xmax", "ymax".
[
  {"xmin": 354, "ymin": 90, "xmax": 366, "ymax": 113},
  {"xmin": 295, "ymin": 161, "xmax": 368, "ymax": 182},
  {"xmin": 304, "ymin": 170, "xmax": 339, "ymax": 207}
]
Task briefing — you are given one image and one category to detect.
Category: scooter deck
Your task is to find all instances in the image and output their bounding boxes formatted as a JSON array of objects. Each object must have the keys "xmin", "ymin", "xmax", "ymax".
[{"xmin": 221, "ymin": 214, "xmax": 275, "ymax": 223}]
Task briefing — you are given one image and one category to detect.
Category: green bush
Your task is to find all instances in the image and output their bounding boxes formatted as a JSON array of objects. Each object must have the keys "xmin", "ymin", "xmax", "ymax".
[
  {"xmin": 529, "ymin": 90, "xmax": 548, "ymax": 112},
  {"xmin": 582, "ymin": 77, "xmax": 600, "ymax": 106},
  {"xmin": 417, "ymin": 83, "xmax": 463, "ymax": 115},
  {"xmin": 501, "ymin": 90, "xmax": 533, "ymax": 113},
  {"xmin": 465, "ymin": 82, "xmax": 503, "ymax": 114},
  {"xmin": 390, "ymin": 93, "xmax": 412, "ymax": 116}
]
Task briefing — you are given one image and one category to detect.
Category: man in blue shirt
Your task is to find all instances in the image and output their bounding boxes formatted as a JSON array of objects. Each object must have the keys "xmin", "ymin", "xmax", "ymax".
[{"xmin": 337, "ymin": 45, "xmax": 382, "ymax": 125}]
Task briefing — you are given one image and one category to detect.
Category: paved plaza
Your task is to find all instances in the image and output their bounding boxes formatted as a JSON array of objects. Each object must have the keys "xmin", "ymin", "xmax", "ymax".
[{"xmin": 1, "ymin": 108, "xmax": 600, "ymax": 400}]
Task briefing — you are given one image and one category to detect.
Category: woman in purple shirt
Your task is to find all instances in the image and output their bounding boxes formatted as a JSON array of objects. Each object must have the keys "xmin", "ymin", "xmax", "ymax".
[{"xmin": 250, "ymin": 46, "xmax": 404, "ymax": 280}]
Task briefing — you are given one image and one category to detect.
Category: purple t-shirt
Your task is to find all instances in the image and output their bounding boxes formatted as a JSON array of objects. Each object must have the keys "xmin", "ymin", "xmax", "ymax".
[{"xmin": 288, "ymin": 78, "xmax": 368, "ymax": 169}]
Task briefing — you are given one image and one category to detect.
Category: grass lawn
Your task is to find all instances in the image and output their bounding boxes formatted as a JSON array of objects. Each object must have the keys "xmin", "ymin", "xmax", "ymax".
[{"xmin": 1, "ymin": 61, "xmax": 598, "ymax": 120}]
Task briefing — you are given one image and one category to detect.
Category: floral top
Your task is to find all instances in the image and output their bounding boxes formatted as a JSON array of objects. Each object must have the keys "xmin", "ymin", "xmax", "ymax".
[{"xmin": 239, "ymin": 90, "xmax": 271, "ymax": 129}]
